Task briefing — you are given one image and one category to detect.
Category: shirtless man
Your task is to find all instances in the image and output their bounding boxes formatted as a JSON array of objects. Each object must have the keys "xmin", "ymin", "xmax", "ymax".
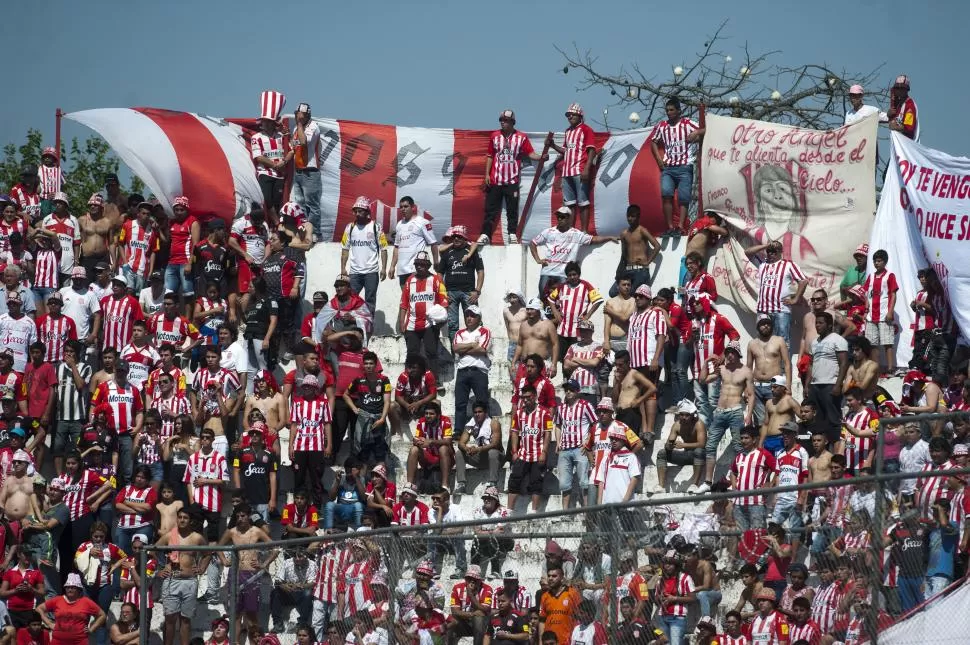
[
  {"xmin": 90, "ymin": 347, "xmax": 117, "ymax": 392},
  {"xmin": 762, "ymin": 376, "xmax": 799, "ymax": 454},
  {"xmin": 603, "ymin": 275, "xmax": 635, "ymax": 352},
  {"xmin": 655, "ymin": 400, "xmax": 707, "ymax": 494},
  {"xmin": 697, "ymin": 341, "xmax": 754, "ymax": 494},
  {"xmin": 217, "ymin": 505, "xmax": 277, "ymax": 645},
  {"xmin": 243, "ymin": 373, "xmax": 287, "ymax": 433},
  {"xmin": 503, "ymin": 291, "xmax": 528, "ymax": 363},
  {"xmin": 0, "ymin": 451, "xmax": 35, "ymax": 521},
  {"xmin": 510, "ymin": 298, "xmax": 558, "ymax": 379},
  {"xmin": 746, "ymin": 316, "xmax": 791, "ymax": 429},
  {"xmin": 156, "ymin": 507, "xmax": 210, "ymax": 645},
  {"xmin": 609, "ymin": 205, "xmax": 660, "ymax": 296},
  {"xmin": 612, "ymin": 350, "xmax": 657, "ymax": 442},
  {"xmin": 684, "ymin": 211, "xmax": 728, "ymax": 259},
  {"xmin": 844, "ymin": 337, "xmax": 879, "ymax": 402},
  {"xmin": 156, "ymin": 483, "xmax": 183, "ymax": 536},
  {"xmin": 808, "ymin": 431, "xmax": 833, "ymax": 483},
  {"xmin": 799, "ymin": 289, "xmax": 857, "ymax": 386},
  {"xmin": 78, "ymin": 196, "xmax": 119, "ymax": 280}
]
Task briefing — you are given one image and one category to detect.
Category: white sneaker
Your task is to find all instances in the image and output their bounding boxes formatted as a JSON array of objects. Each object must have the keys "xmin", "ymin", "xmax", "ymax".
[
  {"xmin": 693, "ymin": 482, "xmax": 711, "ymax": 494},
  {"xmin": 648, "ymin": 484, "xmax": 665, "ymax": 495},
  {"xmin": 477, "ymin": 233, "xmax": 489, "ymax": 245},
  {"xmin": 686, "ymin": 484, "xmax": 699, "ymax": 494},
  {"xmin": 509, "ymin": 233, "xmax": 518, "ymax": 244}
]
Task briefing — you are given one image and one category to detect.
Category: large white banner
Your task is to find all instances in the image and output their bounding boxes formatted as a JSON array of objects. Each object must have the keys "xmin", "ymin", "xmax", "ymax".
[
  {"xmin": 870, "ymin": 132, "xmax": 970, "ymax": 364},
  {"xmin": 700, "ymin": 114, "xmax": 878, "ymax": 311}
]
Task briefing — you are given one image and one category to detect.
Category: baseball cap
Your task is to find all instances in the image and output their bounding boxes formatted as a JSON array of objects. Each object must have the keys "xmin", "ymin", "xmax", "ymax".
[
  {"xmin": 46, "ymin": 292, "xmax": 63, "ymax": 304},
  {"xmin": 333, "ymin": 274, "xmax": 350, "ymax": 285},
  {"xmin": 526, "ymin": 297, "xmax": 543, "ymax": 311},
  {"xmin": 596, "ymin": 397, "xmax": 615, "ymax": 412},
  {"xmin": 565, "ymin": 102, "xmax": 584, "ymax": 117},
  {"xmin": 70, "ymin": 266, "xmax": 88, "ymax": 279},
  {"xmin": 8, "ymin": 427, "xmax": 24, "ymax": 437},
  {"xmin": 415, "ymin": 561, "xmax": 435, "ymax": 576},
  {"xmin": 465, "ymin": 305, "xmax": 482, "ymax": 317},
  {"xmin": 634, "ymin": 284, "xmax": 652, "ymax": 299},
  {"xmin": 401, "ymin": 482, "xmax": 419, "ymax": 497},
  {"xmin": 577, "ymin": 319, "xmax": 594, "ymax": 331},
  {"xmin": 757, "ymin": 315, "xmax": 773, "ymax": 326},
  {"xmin": 300, "ymin": 374, "xmax": 320, "ymax": 388},
  {"xmin": 499, "ymin": 110, "xmax": 515, "ymax": 121},
  {"xmin": 770, "ymin": 375, "xmax": 787, "ymax": 388},
  {"xmin": 781, "ymin": 421, "xmax": 799, "ymax": 434},
  {"xmin": 312, "ymin": 290, "xmax": 327, "ymax": 302},
  {"xmin": 414, "ymin": 251, "xmax": 432, "ymax": 265},
  {"xmin": 503, "ymin": 569, "xmax": 518, "ymax": 580},
  {"xmin": 111, "ymin": 274, "xmax": 129, "ymax": 287},
  {"xmin": 848, "ymin": 84, "xmax": 864, "ymax": 95},
  {"xmin": 132, "ymin": 533, "xmax": 149, "ymax": 544},
  {"xmin": 563, "ymin": 379, "xmax": 581, "ymax": 392},
  {"xmin": 555, "ymin": 206, "xmax": 572, "ymax": 217},
  {"xmin": 115, "ymin": 359, "xmax": 130, "ymax": 371}
]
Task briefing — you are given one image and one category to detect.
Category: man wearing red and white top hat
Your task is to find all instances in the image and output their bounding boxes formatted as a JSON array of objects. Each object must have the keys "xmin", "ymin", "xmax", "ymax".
[
  {"xmin": 548, "ymin": 103, "xmax": 597, "ymax": 232},
  {"xmin": 252, "ymin": 90, "xmax": 292, "ymax": 224},
  {"xmin": 888, "ymin": 74, "xmax": 919, "ymax": 141},
  {"xmin": 480, "ymin": 109, "xmax": 548, "ymax": 245}
]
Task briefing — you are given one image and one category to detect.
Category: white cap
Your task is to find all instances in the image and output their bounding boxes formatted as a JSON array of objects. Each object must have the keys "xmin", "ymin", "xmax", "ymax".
[
  {"xmin": 111, "ymin": 273, "xmax": 129, "ymax": 287},
  {"xmin": 526, "ymin": 297, "xmax": 543, "ymax": 311},
  {"xmin": 770, "ymin": 374, "xmax": 787, "ymax": 388},
  {"xmin": 676, "ymin": 400, "xmax": 698, "ymax": 415},
  {"xmin": 12, "ymin": 449, "xmax": 30, "ymax": 463}
]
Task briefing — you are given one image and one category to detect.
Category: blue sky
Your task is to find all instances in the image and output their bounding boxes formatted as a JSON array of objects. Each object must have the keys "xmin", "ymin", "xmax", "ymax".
[{"xmin": 8, "ymin": 0, "xmax": 967, "ymax": 168}]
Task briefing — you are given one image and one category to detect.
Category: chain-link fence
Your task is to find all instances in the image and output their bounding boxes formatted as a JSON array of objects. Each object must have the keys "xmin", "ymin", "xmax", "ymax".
[{"xmin": 134, "ymin": 411, "xmax": 970, "ymax": 645}]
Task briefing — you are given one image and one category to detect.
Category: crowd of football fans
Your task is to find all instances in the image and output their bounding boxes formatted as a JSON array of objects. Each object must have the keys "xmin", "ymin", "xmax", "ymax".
[{"xmin": 0, "ymin": 79, "xmax": 962, "ymax": 645}]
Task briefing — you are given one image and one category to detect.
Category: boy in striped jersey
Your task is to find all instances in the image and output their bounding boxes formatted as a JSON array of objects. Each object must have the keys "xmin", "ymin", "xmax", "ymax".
[{"xmin": 650, "ymin": 98, "xmax": 705, "ymax": 238}]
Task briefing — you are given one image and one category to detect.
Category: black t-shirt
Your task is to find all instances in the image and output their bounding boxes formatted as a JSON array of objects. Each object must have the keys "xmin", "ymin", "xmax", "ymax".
[
  {"xmin": 194, "ymin": 242, "xmax": 231, "ymax": 286},
  {"xmin": 234, "ymin": 447, "xmax": 278, "ymax": 505},
  {"xmin": 890, "ymin": 524, "xmax": 929, "ymax": 577},
  {"xmin": 244, "ymin": 297, "xmax": 279, "ymax": 339},
  {"xmin": 261, "ymin": 251, "xmax": 291, "ymax": 299},
  {"xmin": 347, "ymin": 375, "xmax": 392, "ymax": 416},
  {"xmin": 616, "ymin": 619, "xmax": 654, "ymax": 644},
  {"xmin": 487, "ymin": 611, "xmax": 529, "ymax": 645},
  {"xmin": 437, "ymin": 247, "xmax": 483, "ymax": 292}
]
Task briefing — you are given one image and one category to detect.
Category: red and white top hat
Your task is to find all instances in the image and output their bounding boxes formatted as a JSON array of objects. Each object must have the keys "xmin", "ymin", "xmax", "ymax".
[
  {"xmin": 566, "ymin": 103, "xmax": 584, "ymax": 117},
  {"xmin": 260, "ymin": 90, "xmax": 286, "ymax": 122}
]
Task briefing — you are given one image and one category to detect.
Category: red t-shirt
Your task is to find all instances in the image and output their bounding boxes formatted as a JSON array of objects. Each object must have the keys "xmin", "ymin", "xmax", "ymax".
[
  {"xmin": 2, "ymin": 567, "xmax": 43, "ymax": 610},
  {"xmin": 23, "ymin": 362, "xmax": 56, "ymax": 419},
  {"xmin": 45, "ymin": 595, "xmax": 101, "ymax": 645},
  {"xmin": 16, "ymin": 627, "xmax": 50, "ymax": 645}
]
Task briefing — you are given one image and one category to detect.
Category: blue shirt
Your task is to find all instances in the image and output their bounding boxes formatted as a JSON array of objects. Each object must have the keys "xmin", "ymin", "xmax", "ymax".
[{"xmin": 926, "ymin": 521, "xmax": 959, "ymax": 578}]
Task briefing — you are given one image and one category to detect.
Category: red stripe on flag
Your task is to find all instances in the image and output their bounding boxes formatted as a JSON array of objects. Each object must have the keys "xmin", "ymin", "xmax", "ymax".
[
  {"xmin": 135, "ymin": 108, "xmax": 237, "ymax": 224},
  {"xmin": 331, "ymin": 120, "xmax": 398, "ymax": 242},
  {"xmin": 450, "ymin": 129, "xmax": 489, "ymax": 239},
  {"xmin": 627, "ymin": 142, "xmax": 664, "ymax": 235},
  {"xmin": 585, "ymin": 131, "xmax": 611, "ymax": 236}
]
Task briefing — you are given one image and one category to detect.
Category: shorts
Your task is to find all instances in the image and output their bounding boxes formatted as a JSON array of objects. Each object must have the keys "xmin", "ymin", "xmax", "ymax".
[
  {"xmin": 164, "ymin": 264, "xmax": 194, "ymax": 297},
  {"xmin": 616, "ymin": 407, "xmax": 642, "ymax": 435},
  {"xmin": 53, "ymin": 420, "xmax": 84, "ymax": 456},
  {"xmin": 507, "ymin": 459, "xmax": 545, "ymax": 496},
  {"xmin": 259, "ymin": 174, "xmax": 285, "ymax": 212},
  {"xmin": 561, "ymin": 175, "xmax": 590, "ymax": 207},
  {"xmin": 200, "ymin": 509, "xmax": 223, "ymax": 542},
  {"xmin": 236, "ymin": 570, "xmax": 261, "ymax": 613},
  {"xmin": 8, "ymin": 609, "xmax": 36, "ymax": 629},
  {"xmin": 32, "ymin": 287, "xmax": 56, "ymax": 305},
  {"xmin": 161, "ymin": 576, "xmax": 198, "ymax": 617},
  {"xmin": 421, "ymin": 445, "xmax": 441, "ymax": 466},
  {"xmin": 237, "ymin": 261, "xmax": 258, "ymax": 295},
  {"xmin": 661, "ymin": 164, "xmax": 694, "ymax": 205},
  {"xmin": 865, "ymin": 320, "xmax": 895, "ymax": 346}
]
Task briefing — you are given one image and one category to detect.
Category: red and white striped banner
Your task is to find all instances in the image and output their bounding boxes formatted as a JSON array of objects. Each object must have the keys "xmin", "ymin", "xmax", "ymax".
[{"xmin": 65, "ymin": 109, "xmax": 664, "ymax": 239}]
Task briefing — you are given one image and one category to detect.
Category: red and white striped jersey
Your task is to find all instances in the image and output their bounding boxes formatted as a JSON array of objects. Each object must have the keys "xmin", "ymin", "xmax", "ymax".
[
  {"xmin": 586, "ymin": 421, "xmax": 641, "ymax": 485},
  {"xmin": 555, "ymin": 398, "xmax": 596, "ymax": 450},
  {"xmin": 511, "ymin": 405, "xmax": 554, "ymax": 462},
  {"xmin": 230, "ymin": 215, "xmax": 269, "ymax": 266},
  {"xmin": 757, "ymin": 260, "xmax": 806, "ymax": 314},
  {"xmin": 37, "ymin": 165, "xmax": 63, "ymax": 198},
  {"xmin": 650, "ymin": 117, "xmax": 700, "ymax": 166},
  {"xmin": 692, "ymin": 314, "xmax": 740, "ymax": 376},
  {"xmin": 36, "ymin": 314, "xmax": 77, "ymax": 362},
  {"xmin": 0, "ymin": 218, "xmax": 27, "ymax": 256},
  {"xmin": 100, "ymin": 295, "xmax": 144, "ymax": 351},
  {"xmin": 53, "ymin": 469, "xmax": 107, "ymax": 521},
  {"xmin": 9, "ymin": 185, "xmax": 40, "ymax": 222},
  {"xmin": 414, "ymin": 416, "xmax": 454, "ymax": 442},
  {"xmin": 449, "ymin": 581, "xmax": 493, "ymax": 611},
  {"xmin": 251, "ymin": 132, "xmax": 286, "ymax": 178},
  {"xmin": 119, "ymin": 219, "xmax": 158, "ymax": 278},
  {"xmin": 510, "ymin": 372, "xmax": 556, "ymax": 410},
  {"xmin": 74, "ymin": 542, "xmax": 126, "ymax": 588},
  {"xmin": 863, "ymin": 270, "xmax": 898, "ymax": 323},
  {"xmin": 749, "ymin": 611, "xmax": 790, "ymax": 645},
  {"xmin": 33, "ymin": 248, "xmax": 59, "ymax": 289},
  {"xmin": 508, "ymin": 584, "xmax": 532, "ymax": 611},
  {"xmin": 655, "ymin": 573, "xmax": 695, "ymax": 617},
  {"xmin": 120, "ymin": 343, "xmax": 161, "ymax": 391},
  {"xmin": 168, "ymin": 216, "xmax": 197, "ymax": 265},
  {"xmin": 628, "ymin": 307, "xmax": 667, "ymax": 369},
  {"xmin": 715, "ymin": 635, "xmax": 748, "ymax": 645},
  {"xmin": 314, "ymin": 544, "xmax": 350, "ymax": 604},
  {"xmin": 338, "ymin": 558, "xmax": 374, "ymax": 618},
  {"xmin": 114, "ymin": 484, "xmax": 157, "ymax": 528},
  {"xmin": 120, "ymin": 556, "xmax": 156, "ymax": 608},
  {"xmin": 549, "ymin": 279, "xmax": 602, "ymax": 338},
  {"xmin": 145, "ymin": 366, "xmax": 188, "ymax": 400},
  {"xmin": 42, "ymin": 213, "xmax": 80, "ymax": 274},
  {"xmin": 561, "ymin": 123, "xmax": 595, "ymax": 177},
  {"xmin": 683, "ymin": 272, "xmax": 717, "ymax": 318},
  {"xmin": 842, "ymin": 407, "xmax": 877, "ymax": 471},
  {"xmin": 394, "ymin": 370, "xmax": 437, "ymax": 402},
  {"xmin": 150, "ymin": 391, "xmax": 191, "ymax": 439},
  {"xmin": 91, "ymin": 380, "xmax": 144, "ymax": 435},
  {"xmin": 191, "ymin": 368, "xmax": 240, "ymax": 420},
  {"xmin": 916, "ymin": 459, "xmax": 956, "ymax": 520},
  {"xmin": 811, "ymin": 582, "xmax": 842, "ymax": 634},
  {"xmin": 149, "ymin": 314, "xmax": 200, "ymax": 347},
  {"xmin": 487, "ymin": 130, "xmax": 535, "ymax": 185},
  {"xmin": 401, "ymin": 274, "xmax": 448, "ymax": 332},
  {"xmin": 183, "ymin": 449, "xmax": 229, "ymax": 512},
  {"xmin": 731, "ymin": 448, "xmax": 777, "ymax": 506},
  {"xmin": 912, "ymin": 289, "xmax": 936, "ymax": 332},
  {"xmin": 392, "ymin": 500, "xmax": 432, "ymax": 526},
  {"xmin": 563, "ymin": 342, "xmax": 602, "ymax": 390},
  {"xmin": 289, "ymin": 394, "xmax": 332, "ymax": 452}
]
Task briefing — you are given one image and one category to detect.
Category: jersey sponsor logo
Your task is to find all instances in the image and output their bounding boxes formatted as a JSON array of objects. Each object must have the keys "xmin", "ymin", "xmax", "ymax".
[
  {"xmin": 107, "ymin": 394, "xmax": 135, "ymax": 404},
  {"xmin": 243, "ymin": 463, "xmax": 267, "ymax": 477},
  {"xmin": 410, "ymin": 292, "xmax": 435, "ymax": 303}
]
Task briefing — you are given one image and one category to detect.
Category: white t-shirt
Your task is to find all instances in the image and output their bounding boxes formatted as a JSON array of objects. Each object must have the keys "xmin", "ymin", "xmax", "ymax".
[
  {"xmin": 139, "ymin": 287, "xmax": 164, "ymax": 316},
  {"xmin": 810, "ymin": 332, "xmax": 848, "ymax": 385},
  {"xmin": 602, "ymin": 448, "xmax": 641, "ymax": 504},
  {"xmin": 531, "ymin": 226, "xmax": 592, "ymax": 277},
  {"xmin": 59, "ymin": 286, "xmax": 101, "ymax": 339},
  {"xmin": 294, "ymin": 120, "xmax": 324, "ymax": 170},
  {"xmin": 341, "ymin": 220, "xmax": 388, "ymax": 274},
  {"xmin": 845, "ymin": 104, "xmax": 887, "ymax": 126},
  {"xmin": 221, "ymin": 340, "xmax": 251, "ymax": 374},
  {"xmin": 899, "ymin": 439, "xmax": 931, "ymax": 495},
  {"xmin": 393, "ymin": 216, "xmax": 436, "ymax": 276},
  {"xmin": 0, "ymin": 314, "xmax": 37, "ymax": 372}
]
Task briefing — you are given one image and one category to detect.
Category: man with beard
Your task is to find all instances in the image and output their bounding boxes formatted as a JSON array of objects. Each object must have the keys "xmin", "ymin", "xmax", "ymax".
[{"xmin": 762, "ymin": 376, "xmax": 799, "ymax": 453}]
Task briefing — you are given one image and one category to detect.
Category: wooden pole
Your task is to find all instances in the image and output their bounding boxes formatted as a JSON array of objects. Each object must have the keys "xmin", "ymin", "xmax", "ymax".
[
  {"xmin": 515, "ymin": 132, "xmax": 554, "ymax": 241},
  {"xmin": 696, "ymin": 103, "xmax": 706, "ymax": 222},
  {"xmin": 55, "ymin": 108, "xmax": 62, "ymax": 164}
]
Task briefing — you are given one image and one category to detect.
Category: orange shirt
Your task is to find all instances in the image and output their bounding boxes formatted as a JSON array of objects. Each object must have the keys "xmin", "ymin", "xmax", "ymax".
[{"xmin": 539, "ymin": 585, "xmax": 582, "ymax": 644}]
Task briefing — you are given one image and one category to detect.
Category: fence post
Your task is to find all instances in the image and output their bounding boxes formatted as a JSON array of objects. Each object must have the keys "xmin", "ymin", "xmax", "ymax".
[
  {"xmin": 138, "ymin": 549, "xmax": 148, "ymax": 645},
  {"xmin": 386, "ymin": 535, "xmax": 399, "ymax": 645},
  {"xmin": 228, "ymin": 551, "xmax": 239, "ymax": 645},
  {"xmin": 870, "ymin": 420, "xmax": 888, "ymax": 645},
  {"xmin": 607, "ymin": 505, "xmax": 622, "ymax": 633}
]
